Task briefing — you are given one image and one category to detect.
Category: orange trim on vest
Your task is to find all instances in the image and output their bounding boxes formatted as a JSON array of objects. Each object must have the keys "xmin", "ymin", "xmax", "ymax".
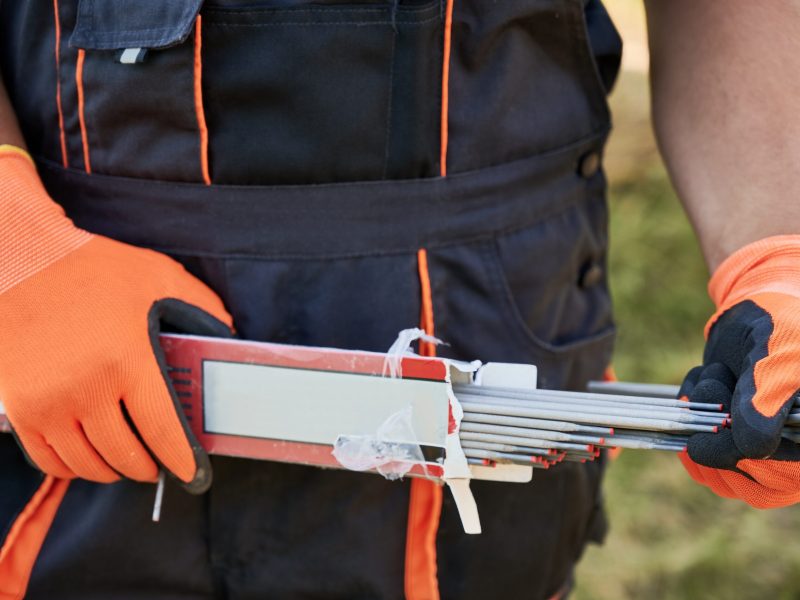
[
  {"xmin": 405, "ymin": 479, "xmax": 443, "ymax": 600},
  {"xmin": 0, "ymin": 477, "xmax": 70, "ymax": 600},
  {"xmin": 75, "ymin": 49, "xmax": 91, "ymax": 174},
  {"xmin": 194, "ymin": 15, "xmax": 211, "ymax": 186},
  {"xmin": 52, "ymin": 0, "xmax": 68, "ymax": 168},
  {"xmin": 405, "ymin": 248, "xmax": 443, "ymax": 600},
  {"xmin": 417, "ymin": 248, "xmax": 436, "ymax": 355},
  {"xmin": 439, "ymin": 0, "xmax": 454, "ymax": 177}
]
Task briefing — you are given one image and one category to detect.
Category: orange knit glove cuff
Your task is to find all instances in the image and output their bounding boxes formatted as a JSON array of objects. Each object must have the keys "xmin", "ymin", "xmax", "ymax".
[
  {"xmin": 0, "ymin": 145, "xmax": 92, "ymax": 294},
  {"xmin": 706, "ymin": 235, "xmax": 800, "ymax": 331}
]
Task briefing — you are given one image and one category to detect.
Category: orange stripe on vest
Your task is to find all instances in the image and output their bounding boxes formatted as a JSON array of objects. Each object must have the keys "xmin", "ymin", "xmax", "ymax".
[
  {"xmin": 194, "ymin": 15, "xmax": 211, "ymax": 186},
  {"xmin": 75, "ymin": 49, "xmax": 91, "ymax": 173},
  {"xmin": 439, "ymin": 0, "xmax": 454, "ymax": 177},
  {"xmin": 52, "ymin": 0, "xmax": 68, "ymax": 168},
  {"xmin": 0, "ymin": 477, "xmax": 70, "ymax": 600},
  {"xmin": 405, "ymin": 249, "xmax": 443, "ymax": 600}
]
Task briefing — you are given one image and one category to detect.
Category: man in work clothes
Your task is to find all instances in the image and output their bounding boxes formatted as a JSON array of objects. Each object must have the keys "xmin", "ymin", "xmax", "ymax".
[{"xmin": 1, "ymin": 1, "xmax": 800, "ymax": 598}]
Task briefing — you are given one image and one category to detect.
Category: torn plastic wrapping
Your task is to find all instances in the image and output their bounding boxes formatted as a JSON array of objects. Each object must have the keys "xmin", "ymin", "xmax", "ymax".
[
  {"xmin": 382, "ymin": 327, "xmax": 444, "ymax": 379},
  {"xmin": 333, "ymin": 329, "xmax": 442, "ymax": 480},
  {"xmin": 327, "ymin": 328, "xmax": 482, "ymax": 532},
  {"xmin": 333, "ymin": 406, "xmax": 426, "ymax": 480},
  {"xmin": 331, "ymin": 329, "xmax": 480, "ymax": 481}
]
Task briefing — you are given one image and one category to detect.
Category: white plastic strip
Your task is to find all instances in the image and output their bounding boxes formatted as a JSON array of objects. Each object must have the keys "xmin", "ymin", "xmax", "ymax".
[
  {"xmin": 382, "ymin": 327, "xmax": 443, "ymax": 378},
  {"xmin": 443, "ymin": 361, "xmax": 482, "ymax": 534}
]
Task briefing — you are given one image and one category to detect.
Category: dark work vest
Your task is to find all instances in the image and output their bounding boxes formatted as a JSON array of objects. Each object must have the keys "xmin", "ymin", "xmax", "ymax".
[{"xmin": 0, "ymin": 1, "xmax": 621, "ymax": 598}]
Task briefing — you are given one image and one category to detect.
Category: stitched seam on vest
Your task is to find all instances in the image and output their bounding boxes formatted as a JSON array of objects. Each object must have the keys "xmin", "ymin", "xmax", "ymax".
[
  {"xmin": 438, "ymin": 0, "xmax": 454, "ymax": 177},
  {"xmin": 75, "ymin": 50, "xmax": 91, "ymax": 174},
  {"xmin": 194, "ymin": 16, "xmax": 211, "ymax": 186},
  {"xmin": 53, "ymin": 0, "xmax": 68, "ymax": 168}
]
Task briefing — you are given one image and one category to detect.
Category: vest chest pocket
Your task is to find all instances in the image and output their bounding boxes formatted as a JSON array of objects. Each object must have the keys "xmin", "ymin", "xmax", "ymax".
[
  {"xmin": 483, "ymin": 187, "xmax": 616, "ymax": 390},
  {"xmin": 67, "ymin": 0, "xmax": 444, "ymax": 185},
  {"xmin": 424, "ymin": 176, "xmax": 615, "ymax": 392}
]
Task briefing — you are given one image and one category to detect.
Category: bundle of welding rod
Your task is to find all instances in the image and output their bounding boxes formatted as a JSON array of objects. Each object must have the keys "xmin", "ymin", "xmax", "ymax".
[{"xmin": 454, "ymin": 381, "xmax": 800, "ymax": 470}]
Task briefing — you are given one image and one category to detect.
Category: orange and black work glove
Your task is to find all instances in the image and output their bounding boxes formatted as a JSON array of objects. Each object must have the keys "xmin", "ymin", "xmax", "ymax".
[
  {"xmin": 0, "ymin": 145, "xmax": 233, "ymax": 493},
  {"xmin": 679, "ymin": 235, "xmax": 800, "ymax": 508}
]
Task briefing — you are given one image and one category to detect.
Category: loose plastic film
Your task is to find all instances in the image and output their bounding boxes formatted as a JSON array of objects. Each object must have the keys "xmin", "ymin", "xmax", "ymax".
[
  {"xmin": 332, "ymin": 406, "xmax": 425, "ymax": 480},
  {"xmin": 333, "ymin": 328, "xmax": 442, "ymax": 480}
]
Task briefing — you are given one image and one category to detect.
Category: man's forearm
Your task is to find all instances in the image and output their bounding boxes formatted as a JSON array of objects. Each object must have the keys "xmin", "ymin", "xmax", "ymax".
[
  {"xmin": 645, "ymin": 0, "xmax": 800, "ymax": 271},
  {"xmin": 0, "ymin": 76, "xmax": 26, "ymax": 149}
]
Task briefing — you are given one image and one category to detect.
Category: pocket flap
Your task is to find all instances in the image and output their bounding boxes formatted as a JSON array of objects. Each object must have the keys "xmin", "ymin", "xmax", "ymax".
[{"xmin": 69, "ymin": 0, "xmax": 203, "ymax": 50}]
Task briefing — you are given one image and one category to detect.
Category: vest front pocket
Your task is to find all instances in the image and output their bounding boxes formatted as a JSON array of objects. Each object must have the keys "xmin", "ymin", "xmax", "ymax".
[
  {"xmin": 200, "ymin": 1, "xmax": 443, "ymax": 184},
  {"xmin": 66, "ymin": 0, "xmax": 443, "ymax": 185}
]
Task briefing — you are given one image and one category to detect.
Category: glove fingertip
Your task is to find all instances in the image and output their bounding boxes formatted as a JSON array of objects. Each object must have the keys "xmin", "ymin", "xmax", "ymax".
[
  {"xmin": 731, "ymin": 423, "xmax": 781, "ymax": 459},
  {"xmin": 687, "ymin": 429, "xmax": 741, "ymax": 471},
  {"xmin": 129, "ymin": 328, "xmax": 216, "ymax": 495},
  {"xmin": 731, "ymin": 395, "xmax": 786, "ymax": 458},
  {"xmin": 678, "ymin": 365, "xmax": 704, "ymax": 399},
  {"xmin": 180, "ymin": 445, "xmax": 212, "ymax": 495},
  {"xmin": 699, "ymin": 362, "xmax": 737, "ymax": 392}
]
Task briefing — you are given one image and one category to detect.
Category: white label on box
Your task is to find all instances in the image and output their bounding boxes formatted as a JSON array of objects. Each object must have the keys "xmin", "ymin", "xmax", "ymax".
[{"xmin": 203, "ymin": 361, "xmax": 449, "ymax": 448}]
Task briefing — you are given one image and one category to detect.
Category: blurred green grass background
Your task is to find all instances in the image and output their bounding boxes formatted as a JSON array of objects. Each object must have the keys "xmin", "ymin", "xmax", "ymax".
[{"xmin": 573, "ymin": 2, "xmax": 800, "ymax": 598}]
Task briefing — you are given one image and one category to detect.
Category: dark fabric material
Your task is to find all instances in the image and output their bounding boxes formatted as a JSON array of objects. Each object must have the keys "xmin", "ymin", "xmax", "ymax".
[
  {"xmin": 80, "ymin": 32, "xmax": 203, "ymax": 182},
  {"xmin": 0, "ymin": 1, "xmax": 622, "ymax": 597},
  {"xmin": 36, "ymin": 134, "xmax": 606, "ymax": 259},
  {"xmin": 57, "ymin": 3, "xmax": 90, "ymax": 173},
  {"xmin": 70, "ymin": 0, "xmax": 203, "ymax": 50},
  {"xmin": 0, "ymin": 3, "xmax": 68, "ymax": 170},
  {"xmin": 201, "ymin": 2, "xmax": 442, "ymax": 184},
  {"xmin": 446, "ymin": 0, "xmax": 620, "ymax": 173},
  {"xmin": 0, "ymin": 436, "xmax": 45, "ymax": 547},
  {"xmin": 30, "ymin": 477, "xmax": 217, "ymax": 600},
  {"xmin": 583, "ymin": 0, "xmax": 623, "ymax": 94},
  {"xmin": 2, "ymin": 0, "xmax": 621, "ymax": 184}
]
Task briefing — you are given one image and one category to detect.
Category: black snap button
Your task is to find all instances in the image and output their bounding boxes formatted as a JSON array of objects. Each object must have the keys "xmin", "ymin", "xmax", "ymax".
[
  {"xmin": 579, "ymin": 261, "xmax": 604, "ymax": 288},
  {"xmin": 578, "ymin": 151, "xmax": 601, "ymax": 179}
]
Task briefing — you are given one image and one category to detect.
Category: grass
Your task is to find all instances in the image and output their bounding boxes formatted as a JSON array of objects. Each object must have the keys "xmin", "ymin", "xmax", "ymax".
[{"xmin": 572, "ymin": 6, "xmax": 800, "ymax": 596}]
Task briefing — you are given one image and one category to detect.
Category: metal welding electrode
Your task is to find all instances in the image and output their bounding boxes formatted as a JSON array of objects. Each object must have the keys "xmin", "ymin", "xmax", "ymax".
[
  {"xmin": 462, "ymin": 448, "xmax": 550, "ymax": 468},
  {"xmin": 459, "ymin": 400, "xmax": 719, "ymax": 433},
  {"xmin": 457, "ymin": 384, "xmax": 723, "ymax": 411},
  {"xmin": 461, "ymin": 411, "xmax": 613, "ymax": 435},
  {"xmin": 457, "ymin": 392, "xmax": 727, "ymax": 425},
  {"xmin": 459, "ymin": 421, "xmax": 605, "ymax": 445}
]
